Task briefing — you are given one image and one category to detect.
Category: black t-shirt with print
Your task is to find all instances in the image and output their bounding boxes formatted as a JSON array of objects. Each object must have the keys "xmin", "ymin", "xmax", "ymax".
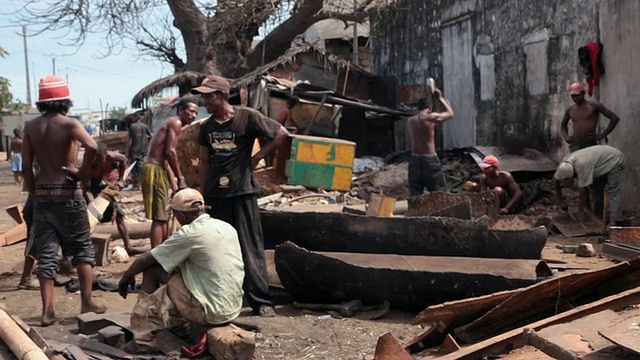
[{"xmin": 198, "ymin": 106, "xmax": 282, "ymax": 198}]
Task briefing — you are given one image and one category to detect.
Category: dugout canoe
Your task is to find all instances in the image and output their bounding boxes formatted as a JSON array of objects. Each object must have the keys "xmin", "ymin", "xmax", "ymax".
[
  {"xmin": 261, "ymin": 211, "xmax": 547, "ymax": 259},
  {"xmin": 274, "ymin": 241, "xmax": 547, "ymax": 311}
]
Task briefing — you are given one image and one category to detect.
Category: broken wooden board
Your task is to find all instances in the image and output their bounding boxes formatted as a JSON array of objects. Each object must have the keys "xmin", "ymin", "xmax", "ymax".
[
  {"xmin": 598, "ymin": 315, "xmax": 640, "ymax": 355},
  {"xmin": 406, "ymin": 191, "xmax": 500, "ymax": 219},
  {"xmin": 261, "ymin": 212, "xmax": 547, "ymax": 259},
  {"xmin": 551, "ymin": 211, "xmax": 603, "ymax": 238},
  {"xmin": 527, "ymin": 310, "xmax": 620, "ymax": 359},
  {"xmin": 1, "ymin": 222, "xmax": 27, "ymax": 246},
  {"xmin": 437, "ymin": 286, "xmax": 640, "ymax": 360},
  {"xmin": 5, "ymin": 204, "xmax": 24, "ymax": 225},
  {"xmin": 609, "ymin": 226, "xmax": 640, "ymax": 246},
  {"xmin": 275, "ymin": 241, "xmax": 542, "ymax": 311},
  {"xmin": 454, "ymin": 258, "xmax": 640, "ymax": 343}
]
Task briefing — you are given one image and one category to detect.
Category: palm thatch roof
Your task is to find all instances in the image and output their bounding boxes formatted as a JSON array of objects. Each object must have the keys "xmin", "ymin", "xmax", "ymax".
[
  {"xmin": 231, "ymin": 43, "xmax": 372, "ymax": 90},
  {"xmin": 131, "ymin": 70, "xmax": 205, "ymax": 108}
]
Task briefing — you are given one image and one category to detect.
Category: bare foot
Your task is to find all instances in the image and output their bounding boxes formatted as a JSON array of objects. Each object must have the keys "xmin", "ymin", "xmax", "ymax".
[
  {"xmin": 81, "ymin": 302, "xmax": 107, "ymax": 314},
  {"xmin": 41, "ymin": 313, "xmax": 64, "ymax": 326},
  {"xmin": 125, "ymin": 247, "xmax": 145, "ymax": 256}
]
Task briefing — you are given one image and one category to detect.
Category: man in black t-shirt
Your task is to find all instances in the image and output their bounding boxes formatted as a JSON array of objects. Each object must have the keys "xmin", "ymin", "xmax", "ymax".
[
  {"xmin": 192, "ymin": 75, "xmax": 289, "ymax": 317},
  {"xmin": 127, "ymin": 111, "xmax": 152, "ymax": 189}
]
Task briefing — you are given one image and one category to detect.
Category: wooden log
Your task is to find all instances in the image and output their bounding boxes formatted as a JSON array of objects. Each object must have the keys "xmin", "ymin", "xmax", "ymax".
[
  {"xmin": 438, "ymin": 286, "xmax": 640, "ymax": 360},
  {"xmin": 93, "ymin": 222, "xmax": 150, "ymax": 240},
  {"xmin": 207, "ymin": 324, "xmax": 255, "ymax": 360},
  {"xmin": 0, "ymin": 309, "xmax": 48, "ymax": 360},
  {"xmin": 275, "ymin": 241, "xmax": 541, "ymax": 311},
  {"xmin": 261, "ymin": 211, "xmax": 547, "ymax": 259}
]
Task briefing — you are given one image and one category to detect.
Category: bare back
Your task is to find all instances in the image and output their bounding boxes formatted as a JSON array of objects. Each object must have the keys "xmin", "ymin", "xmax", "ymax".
[
  {"xmin": 409, "ymin": 113, "xmax": 437, "ymax": 155},
  {"xmin": 483, "ymin": 171, "xmax": 515, "ymax": 195},
  {"xmin": 566, "ymin": 101, "xmax": 600, "ymax": 143},
  {"xmin": 10, "ymin": 137, "xmax": 23, "ymax": 153},
  {"xmin": 24, "ymin": 114, "xmax": 85, "ymax": 185},
  {"xmin": 147, "ymin": 117, "xmax": 182, "ymax": 165}
]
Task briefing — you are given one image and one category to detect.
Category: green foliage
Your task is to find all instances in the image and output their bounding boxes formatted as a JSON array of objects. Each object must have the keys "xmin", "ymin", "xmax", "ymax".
[
  {"xmin": 0, "ymin": 76, "xmax": 12, "ymax": 110},
  {"xmin": 109, "ymin": 106, "xmax": 128, "ymax": 119}
]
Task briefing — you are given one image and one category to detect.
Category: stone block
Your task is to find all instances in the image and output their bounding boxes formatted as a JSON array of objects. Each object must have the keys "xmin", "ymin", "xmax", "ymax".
[
  {"xmin": 98, "ymin": 325, "xmax": 125, "ymax": 347},
  {"xmin": 207, "ymin": 324, "xmax": 255, "ymax": 360},
  {"xmin": 577, "ymin": 243, "xmax": 597, "ymax": 257}
]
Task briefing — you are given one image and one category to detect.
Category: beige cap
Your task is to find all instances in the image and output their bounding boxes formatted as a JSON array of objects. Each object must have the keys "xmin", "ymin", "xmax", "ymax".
[
  {"xmin": 168, "ymin": 188, "xmax": 210, "ymax": 212},
  {"xmin": 554, "ymin": 162, "xmax": 575, "ymax": 181}
]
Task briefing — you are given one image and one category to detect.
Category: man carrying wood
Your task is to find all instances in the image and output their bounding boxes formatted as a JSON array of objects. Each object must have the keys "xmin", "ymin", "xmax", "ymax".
[
  {"xmin": 408, "ymin": 90, "xmax": 454, "ymax": 196},
  {"xmin": 89, "ymin": 142, "xmax": 144, "ymax": 256},
  {"xmin": 141, "ymin": 99, "xmax": 198, "ymax": 248},
  {"xmin": 478, "ymin": 155, "xmax": 523, "ymax": 214},
  {"xmin": 193, "ymin": 75, "xmax": 289, "ymax": 317},
  {"xmin": 118, "ymin": 189, "xmax": 244, "ymax": 350},
  {"xmin": 23, "ymin": 75, "xmax": 106, "ymax": 325},
  {"xmin": 554, "ymin": 145, "xmax": 625, "ymax": 226}
]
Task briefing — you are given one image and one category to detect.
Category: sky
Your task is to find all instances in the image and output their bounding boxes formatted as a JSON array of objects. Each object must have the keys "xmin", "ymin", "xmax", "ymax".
[{"xmin": 0, "ymin": 0, "xmax": 175, "ymax": 114}]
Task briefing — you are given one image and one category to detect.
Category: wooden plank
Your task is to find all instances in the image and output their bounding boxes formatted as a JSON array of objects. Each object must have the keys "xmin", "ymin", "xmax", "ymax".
[
  {"xmin": 1, "ymin": 223, "xmax": 27, "ymax": 246},
  {"xmin": 366, "ymin": 194, "xmax": 396, "ymax": 217},
  {"xmin": 551, "ymin": 211, "xmax": 603, "ymax": 238},
  {"xmin": 5, "ymin": 204, "xmax": 24, "ymax": 225},
  {"xmin": 598, "ymin": 315, "xmax": 640, "ymax": 355},
  {"xmin": 275, "ymin": 241, "xmax": 541, "ymax": 311},
  {"xmin": 609, "ymin": 226, "xmax": 640, "ymax": 246},
  {"xmin": 438, "ymin": 286, "xmax": 640, "ymax": 360},
  {"xmin": 454, "ymin": 259, "xmax": 640, "ymax": 343}
]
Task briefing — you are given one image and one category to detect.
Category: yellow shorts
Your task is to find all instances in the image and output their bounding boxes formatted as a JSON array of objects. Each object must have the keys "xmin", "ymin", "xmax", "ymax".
[{"xmin": 140, "ymin": 163, "xmax": 169, "ymax": 221}]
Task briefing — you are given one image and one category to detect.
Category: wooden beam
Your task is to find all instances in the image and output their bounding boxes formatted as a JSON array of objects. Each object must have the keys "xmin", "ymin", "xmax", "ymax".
[
  {"xmin": 0, "ymin": 309, "xmax": 48, "ymax": 360},
  {"xmin": 438, "ymin": 287, "xmax": 640, "ymax": 360}
]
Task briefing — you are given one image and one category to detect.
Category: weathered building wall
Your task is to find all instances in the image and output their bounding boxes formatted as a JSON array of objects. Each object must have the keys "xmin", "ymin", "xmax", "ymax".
[
  {"xmin": 371, "ymin": 0, "xmax": 598, "ymax": 153},
  {"xmin": 599, "ymin": 0, "xmax": 640, "ymax": 211}
]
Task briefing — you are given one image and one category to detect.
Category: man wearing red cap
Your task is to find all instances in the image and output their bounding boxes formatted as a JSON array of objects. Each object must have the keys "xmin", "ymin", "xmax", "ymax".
[
  {"xmin": 561, "ymin": 82, "xmax": 619, "ymax": 153},
  {"xmin": 23, "ymin": 75, "xmax": 106, "ymax": 325},
  {"xmin": 193, "ymin": 75, "xmax": 289, "ymax": 317},
  {"xmin": 478, "ymin": 155, "xmax": 523, "ymax": 214}
]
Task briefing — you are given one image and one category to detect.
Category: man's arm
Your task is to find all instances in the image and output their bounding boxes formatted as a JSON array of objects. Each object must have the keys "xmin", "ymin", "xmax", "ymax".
[
  {"xmin": 595, "ymin": 102, "xmax": 620, "ymax": 141},
  {"xmin": 577, "ymin": 187, "xmax": 589, "ymax": 214},
  {"xmin": 251, "ymin": 126, "xmax": 290, "ymax": 169},
  {"xmin": 272, "ymin": 108, "xmax": 288, "ymax": 125},
  {"xmin": 7, "ymin": 139, "xmax": 12, "ymax": 161},
  {"xmin": 503, "ymin": 173, "xmax": 523, "ymax": 213},
  {"xmin": 72, "ymin": 122, "xmax": 99, "ymax": 193},
  {"xmin": 560, "ymin": 109, "xmax": 572, "ymax": 143},
  {"xmin": 199, "ymin": 145, "xmax": 211, "ymax": 195},
  {"xmin": 22, "ymin": 133, "xmax": 35, "ymax": 195},
  {"xmin": 146, "ymin": 125, "xmax": 153, "ymax": 139},
  {"xmin": 109, "ymin": 151, "xmax": 128, "ymax": 182},
  {"xmin": 164, "ymin": 120, "xmax": 186, "ymax": 190},
  {"xmin": 554, "ymin": 179, "xmax": 568, "ymax": 211},
  {"xmin": 118, "ymin": 252, "xmax": 159, "ymax": 299},
  {"xmin": 428, "ymin": 90, "xmax": 454, "ymax": 122},
  {"xmin": 479, "ymin": 174, "xmax": 488, "ymax": 191}
]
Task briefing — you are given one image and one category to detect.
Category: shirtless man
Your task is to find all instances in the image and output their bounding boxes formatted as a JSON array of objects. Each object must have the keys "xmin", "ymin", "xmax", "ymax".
[
  {"xmin": 408, "ymin": 90, "xmax": 454, "ymax": 196},
  {"xmin": 141, "ymin": 98, "xmax": 198, "ymax": 248},
  {"xmin": 478, "ymin": 155, "xmax": 524, "ymax": 214},
  {"xmin": 89, "ymin": 143, "xmax": 143, "ymax": 256},
  {"xmin": 23, "ymin": 75, "xmax": 105, "ymax": 325},
  {"xmin": 272, "ymin": 97, "xmax": 299, "ymax": 133},
  {"xmin": 561, "ymin": 82, "xmax": 620, "ymax": 153},
  {"xmin": 8, "ymin": 128, "xmax": 24, "ymax": 185}
]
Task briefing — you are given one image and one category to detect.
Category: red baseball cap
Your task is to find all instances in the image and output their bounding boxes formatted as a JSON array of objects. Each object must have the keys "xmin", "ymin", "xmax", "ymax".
[{"xmin": 479, "ymin": 155, "xmax": 500, "ymax": 168}]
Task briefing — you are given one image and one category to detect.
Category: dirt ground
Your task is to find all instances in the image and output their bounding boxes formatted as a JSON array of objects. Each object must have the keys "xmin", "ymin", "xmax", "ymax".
[{"xmin": 0, "ymin": 161, "xmax": 620, "ymax": 359}]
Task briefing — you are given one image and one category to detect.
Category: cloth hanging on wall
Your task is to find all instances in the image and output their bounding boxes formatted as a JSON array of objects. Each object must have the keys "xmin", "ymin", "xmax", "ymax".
[{"xmin": 578, "ymin": 41, "xmax": 605, "ymax": 96}]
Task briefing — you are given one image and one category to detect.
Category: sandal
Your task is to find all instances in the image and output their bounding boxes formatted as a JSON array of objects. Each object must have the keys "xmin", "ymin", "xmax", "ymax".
[
  {"xmin": 18, "ymin": 278, "xmax": 40, "ymax": 290},
  {"xmin": 255, "ymin": 305, "xmax": 276, "ymax": 317}
]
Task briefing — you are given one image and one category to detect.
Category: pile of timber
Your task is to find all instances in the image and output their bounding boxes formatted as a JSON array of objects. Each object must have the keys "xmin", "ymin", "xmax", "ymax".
[
  {"xmin": 381, "ymin": 258, "xmax": 640, "ymax": 359},
  {"xmin": 262, "ymin": 211, "xmax": 547, "ymax": 259},
  {"xmin": 274, "ymin": 241, "xmax": 550, "ymax": 311}
]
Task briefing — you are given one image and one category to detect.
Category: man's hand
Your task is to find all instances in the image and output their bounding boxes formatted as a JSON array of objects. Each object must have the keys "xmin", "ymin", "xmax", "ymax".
[
  {"xmin": 118, "ymin": 275, "xmax": 135, "ymax": 299},
  {"xmin": 251, "ymin": 156, "xmax": 260, "ymax": 170},
  {"xmin": 499, "ymin": 207, "xmax": 510, "ymax": 215},
  {"xmin": 178, "ymin": 176, "xmax": 188, "ymax": 190}
]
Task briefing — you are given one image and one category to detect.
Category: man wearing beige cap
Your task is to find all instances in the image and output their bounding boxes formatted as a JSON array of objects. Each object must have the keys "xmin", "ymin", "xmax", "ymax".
[
  {"xmin": 193, "ymin": 75, "xmax": 289, "ymax": 317},
  {"xmin": 553, "ymin": 145, "xmax": 624, "ymax": 226},
  {"xmin": 23, "ymin": 75, "xmax": 105, "ymax": 325},
  {"xmin": 118, "ymin": 188, "xmax": 244, "ymax": 350},
  {"xmin": 561, "ymin": 82, "xmax": 620, "ymax": 153}
]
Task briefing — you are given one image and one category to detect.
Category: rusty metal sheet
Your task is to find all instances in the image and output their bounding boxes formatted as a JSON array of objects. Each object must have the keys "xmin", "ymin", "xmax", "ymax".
[
  {"xmin": 471, "ymin": 146, "xmax": 558, "ymax": 173},
  {"xmin": 601, "ymin": 243, "xmax": 640, "ymax": 262},
  {"xmin": 609, "ymin": 226, "xmax": 640, "ymax": 246},
  {"xmin": 551, "ymin": 211, "xmax": 603, "ymax": 237},
  {"xmin": 598, "ymin": 315, "xmax": 640, "ymax": 355}
]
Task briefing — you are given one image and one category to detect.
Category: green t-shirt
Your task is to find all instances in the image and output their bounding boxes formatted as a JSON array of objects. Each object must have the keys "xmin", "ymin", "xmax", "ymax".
[
  {"xmin": 563, "ymin": 145, "xmax": 625, "ymax": 188},
  {"xmin": 151, "ymin": 213, "xmax": 244, "ymax": 324}
]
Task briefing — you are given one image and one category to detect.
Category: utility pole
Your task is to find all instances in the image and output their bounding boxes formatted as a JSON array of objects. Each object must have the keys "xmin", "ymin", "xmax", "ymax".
[
  {"xmin": 22, "ymin": 25, "xmax": 32, "ymax": 106},
  {"xmin": 52, "ymin": 58, "xmax": 56, "ymax": 75},
  {"xmin": 352, "ymin": 0, "xmax": 359, "ymax": 66}
]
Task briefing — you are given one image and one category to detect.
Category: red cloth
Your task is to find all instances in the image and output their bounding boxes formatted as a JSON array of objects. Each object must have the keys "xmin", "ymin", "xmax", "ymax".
[
  {"xmin": 181, "ymin": 332, "xmax": 208, "ymax": 358},
  {"xmin": 586, "ymin": 41, "xmax": 601, "ymax": 96}
]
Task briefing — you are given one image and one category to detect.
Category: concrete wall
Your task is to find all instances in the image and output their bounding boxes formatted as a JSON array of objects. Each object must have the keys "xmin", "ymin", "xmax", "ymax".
[{"xmin": 599, "ymin": 0, "xmax": 640, "ymax": 210}]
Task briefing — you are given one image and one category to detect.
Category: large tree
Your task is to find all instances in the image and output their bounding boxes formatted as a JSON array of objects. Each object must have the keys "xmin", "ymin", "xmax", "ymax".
[
  {"xmin": 0, "ymin": 46, "xmax": 13, "ymax": 109},
  {"xmin": 21, "ymin": 0, "xmax": 386, "ymax": 105}
]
